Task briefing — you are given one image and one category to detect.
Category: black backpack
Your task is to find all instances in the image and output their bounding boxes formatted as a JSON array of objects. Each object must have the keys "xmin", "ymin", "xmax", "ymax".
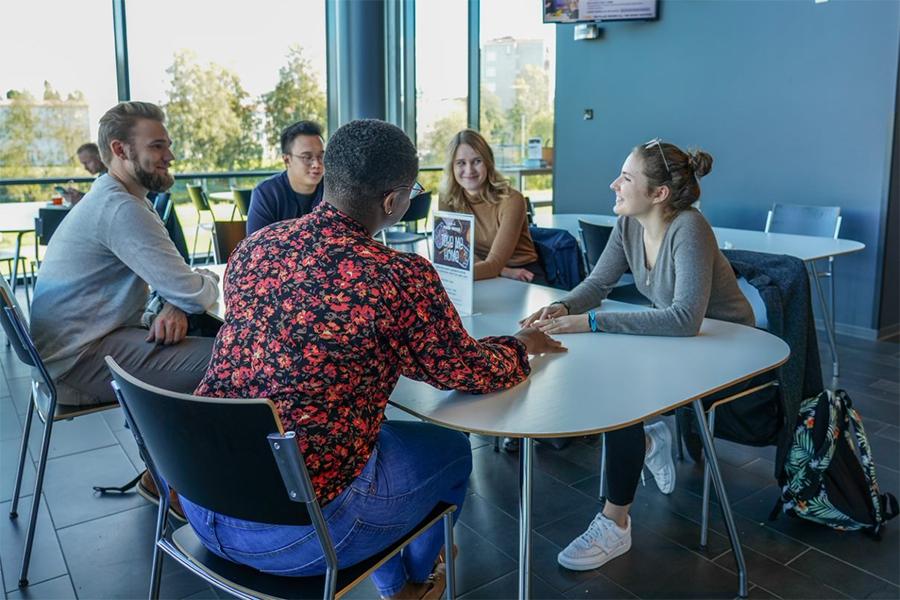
[{"xmin": 771, "ymin": 389, "xmax": 899, "ymax": 536}]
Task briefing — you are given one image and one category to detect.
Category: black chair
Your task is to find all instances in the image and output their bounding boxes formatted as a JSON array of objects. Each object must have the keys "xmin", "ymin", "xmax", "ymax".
[
  {"xmin": 0, "ymin": 276, "xmax": 119, "ymax": 587},
  {"xmin": 105, "ymin": 357, "xmax": 458, "ymax": 600},
  {"xmin": 232, "ymin": 189, "xmax": 252, "ymax": 220},
  {"xmin": 577, "ymin": 219, "xmax": 612, "ymax": 272},
  {"xmin": 211, "ymin": 220, "xmax": 247, "ymax": 264},
  {"xmin": 26, "ymin": 207, "xmax": 70, "ymax": 304},
  {"xmin": 524, "ymin": 196, "xmax": 536, "ymax": 225},
  {"xmin": 381, "ymin": 191, "xmax": 432, "ymax": 259}
]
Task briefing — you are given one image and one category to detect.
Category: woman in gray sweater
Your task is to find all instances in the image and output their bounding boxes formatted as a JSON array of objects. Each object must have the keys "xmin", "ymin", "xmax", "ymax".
[{"xmin": 521, "ymin": 139, "xmax": 753, "ymax": 572}]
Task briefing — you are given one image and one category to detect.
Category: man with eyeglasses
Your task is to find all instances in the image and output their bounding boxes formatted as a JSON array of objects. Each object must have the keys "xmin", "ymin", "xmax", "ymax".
[{"xmin": 246, "ymin": 120, "xmax": 325, "ymax": 235}]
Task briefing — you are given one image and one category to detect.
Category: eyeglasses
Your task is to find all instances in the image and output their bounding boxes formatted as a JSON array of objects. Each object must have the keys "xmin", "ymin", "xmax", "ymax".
[
  {"xmin": 383, "ymin": 180, "xmax": 425, "ymax": 200},
  {"xmin": 286, "ymin": 153, "xmax": 324, "ymax": 166},
  {"xmin": 643, "ymin": 138, "xmax": 671, "ymax": 176}
]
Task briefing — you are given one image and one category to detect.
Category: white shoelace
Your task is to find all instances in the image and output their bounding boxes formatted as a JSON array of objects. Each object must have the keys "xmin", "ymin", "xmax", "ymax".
[{"xmin": 575, "ymin": 515, "xmax": 620, "ymax": 549}]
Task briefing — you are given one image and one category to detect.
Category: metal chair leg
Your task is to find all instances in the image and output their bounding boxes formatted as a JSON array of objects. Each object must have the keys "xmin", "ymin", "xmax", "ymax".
[
  {"xmin": 190, "ymin": 222, "xmax": 200, "ymax": 266},
  {"xmin": 673, "ymin": 411, "xmax": 684, "ymax": 461},
  {"xmin": 149, "ymin": 495, "xmax": 168, "ymax": 599},
  {"xmin": 809, "ymin": 262, "xmax": 839, "ymax": 378},
  {"xmin": 598, "ymin": 433, "xmax": 607, "ymax": 499},
  {"xmin": 443, "ymin": 514, "xmax": 456, "ymax": 600},
  {"xmin": 18, "ymin": 396, "xmax": 57, "ymax": 587},
  {"xmin": 692, "ymin": 399, "xmax": 747, "ymax": 598},
  {"xmin": 9, "ymin": 396, "xmax": 35, "ymax": 518},
  {"xmin": 700, "ymin": 408, "xmax": 716, "ymax": 548}
]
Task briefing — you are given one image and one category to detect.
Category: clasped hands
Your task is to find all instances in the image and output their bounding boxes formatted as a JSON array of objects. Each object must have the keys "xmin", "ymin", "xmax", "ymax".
[{"xmin": 519, "ymin": 302, "xmax": 590, "ymax": 335}]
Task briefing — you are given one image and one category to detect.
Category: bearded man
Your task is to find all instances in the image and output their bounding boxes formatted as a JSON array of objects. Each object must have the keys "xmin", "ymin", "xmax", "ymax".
[{"xmin": 30, "ymin": 101, "xmax": 220, "ymax": 408}]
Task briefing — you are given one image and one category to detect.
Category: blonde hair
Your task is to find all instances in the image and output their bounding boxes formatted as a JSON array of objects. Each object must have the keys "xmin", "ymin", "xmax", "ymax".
[
  {"xmin": 98, "ymin": 101, "xmax": 165, "ymax": 165},
  {"xmin": 439, "ymin": 129, "xmax": 512, "ymax": 211}
]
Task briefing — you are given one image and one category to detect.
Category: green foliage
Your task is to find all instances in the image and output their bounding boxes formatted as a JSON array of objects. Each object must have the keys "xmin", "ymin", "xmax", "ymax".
[
  {"xmin": 163, "ymin": 50, "xmax": 262, "ymax": 171},
  {"xmin": 262, "ymin": 45, "xmax": 327, "ymax": 150}
]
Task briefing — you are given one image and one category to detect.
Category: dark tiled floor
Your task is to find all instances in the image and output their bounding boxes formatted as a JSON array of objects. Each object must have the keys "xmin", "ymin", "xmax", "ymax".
[{"xmin": 0, "ymin": 294, "xmax": 897, "ymax": 599}]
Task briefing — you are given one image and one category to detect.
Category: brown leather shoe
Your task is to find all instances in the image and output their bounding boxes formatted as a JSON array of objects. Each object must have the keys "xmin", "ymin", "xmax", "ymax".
[{"xmin": 136, "ymin": 470, "xmax": 186, "ymax": 522}]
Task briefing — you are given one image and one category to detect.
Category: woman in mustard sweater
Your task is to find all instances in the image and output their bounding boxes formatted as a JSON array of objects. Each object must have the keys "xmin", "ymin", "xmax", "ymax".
[{"xmin": 438, "ymin": 129, "xmax": 545, "ymax": 284}]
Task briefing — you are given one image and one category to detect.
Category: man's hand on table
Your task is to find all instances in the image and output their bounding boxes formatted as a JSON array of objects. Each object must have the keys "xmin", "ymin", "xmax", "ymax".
[
  {"xmin": 146, "ymin": 303, "xmax": 189, "ymax": 345},
  {"xmin": 514, "ymin": 327, "xmax": 567, "ymax": 355}
]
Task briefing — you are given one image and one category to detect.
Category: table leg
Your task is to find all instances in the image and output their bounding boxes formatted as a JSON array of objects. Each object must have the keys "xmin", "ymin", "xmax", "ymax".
[
  {"xmin": 10, "ymin": 232, "xmax": 25, "ymax": 293},
  {"xmin": 518, "ymin": 437, "xmax": 533, "ymax": 600},
  {"xmin": 808, "ymin": 262, "xmax": 839, "ymax": 378},
  {"xmin": 692, "ymin": 399, "xmax": 748, "ymax": 598}
]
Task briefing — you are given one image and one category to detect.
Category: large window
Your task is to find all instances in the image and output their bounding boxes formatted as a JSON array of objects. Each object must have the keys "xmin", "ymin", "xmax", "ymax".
[
  {"xmin": 0, "ymin": 0, "xmax": 118, "ymax": 197},
  {"xmin": 127, "ymin": 0, "xmax": 328, "ymax": 173},
  {"xmin": 480, "ymin": 0, "xmax": 555, "ymax": 204},
  {"xmin": 415, "ymin": 0, "xmax": 469, "ymax": 181}
]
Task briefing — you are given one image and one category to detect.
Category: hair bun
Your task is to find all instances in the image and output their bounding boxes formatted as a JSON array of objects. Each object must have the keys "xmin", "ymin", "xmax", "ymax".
[{"xmin": 688, "ymin": 150, "xmax": 713, "ymax": 178}]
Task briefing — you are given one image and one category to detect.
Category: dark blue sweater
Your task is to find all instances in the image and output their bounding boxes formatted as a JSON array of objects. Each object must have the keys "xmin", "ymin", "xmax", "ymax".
[{"xmin": 246, "ymin": 171, "xmax": 324, "ymax": 235}]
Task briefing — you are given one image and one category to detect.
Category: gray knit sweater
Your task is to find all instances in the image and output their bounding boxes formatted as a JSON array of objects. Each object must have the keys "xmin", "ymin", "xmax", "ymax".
[
  {"xmin": 30, "ymin": 175, "xmax": 219, "ymax": 379},
  {"xmin": 558, "ymin": 209, "xmax": 754, "ymax": 336}
]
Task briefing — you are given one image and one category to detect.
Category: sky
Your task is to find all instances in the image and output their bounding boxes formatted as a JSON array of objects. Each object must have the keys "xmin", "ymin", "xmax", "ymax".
[{"xmin": 1, "ymin": 0, "xmax": 555, "ymax": 144}]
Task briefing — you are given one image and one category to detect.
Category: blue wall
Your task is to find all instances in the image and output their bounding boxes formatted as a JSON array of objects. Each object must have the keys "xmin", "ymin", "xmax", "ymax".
[{"xmin": 552, "ymin": 0, "xmax": 899, "ymax": 335}]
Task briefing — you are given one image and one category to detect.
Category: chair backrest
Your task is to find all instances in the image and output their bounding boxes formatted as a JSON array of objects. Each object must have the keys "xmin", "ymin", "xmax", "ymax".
[
  {"xmin": 34, "ymin": 207, "xmax": 69, "ymax": 246},
  {"xmin": 212, "ymin": 220, "xmax": 247, "ymax": 263},
  {"xmin": 105, "ymin": 357, "xmax": 315, "ymax": 526},
  {"xmin": 186, "ymin": 184, "xmax": 211, "ymax": 213},
  {"xmin": 524, "ymin": 196, "xmax": 535, "ymax": 225},
  {"xmin": 0, "ymin": 277, "xmax": 34, "ymax": 368},
  {"xmin": 400, "ymin": 191, "xmax": 431, "ymax": 224},
  {"xmin": 232, "ymin": 189, "xmax": 252, "ymax": 218},
  {"xmin": 578, "ymin": 219, "xmax": 614, "ymax": 271},
  {"xmin": 153, "ymin": 192, "xmax": 174, "ymax": 222},
  {"xmin": 765, "ymin": 203, "xmax": 841, "ymax": 239}
]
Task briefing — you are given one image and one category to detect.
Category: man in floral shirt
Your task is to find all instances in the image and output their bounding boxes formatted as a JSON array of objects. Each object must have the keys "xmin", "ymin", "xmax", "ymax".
[{"xmin": 182, "ymin": 119, "xmax": 564, "ymax": 599}]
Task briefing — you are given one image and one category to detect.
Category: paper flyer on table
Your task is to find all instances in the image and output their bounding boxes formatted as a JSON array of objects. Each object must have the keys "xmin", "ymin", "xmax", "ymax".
[{"xmin": 432, "ymin": 211, "xmax": 474, "ymax": 317}]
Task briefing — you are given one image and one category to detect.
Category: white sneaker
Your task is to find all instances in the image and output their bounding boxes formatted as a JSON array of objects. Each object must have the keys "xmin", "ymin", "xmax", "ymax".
[
  {"xmin": 557, "ymin": 513, "xmax": 632, "ymax": 571},
  {"xmin": 644, "ymin": 421, "xmax": 676, "ymax": 494}
]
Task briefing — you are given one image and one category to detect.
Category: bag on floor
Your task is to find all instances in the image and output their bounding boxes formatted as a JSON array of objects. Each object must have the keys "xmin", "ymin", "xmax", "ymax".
[{"xmin": 771, "ymin": 389, "xmax": 899, "ymax": 536}]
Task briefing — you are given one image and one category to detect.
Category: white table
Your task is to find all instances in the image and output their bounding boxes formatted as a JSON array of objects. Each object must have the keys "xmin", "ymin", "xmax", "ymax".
[
  {"xmin": 0, "ymin": 201, "xmax": 70, "ymax": 292},
  {"xmin": 535, "ymin": 212, "xmax": 865, "ymax": 378},
  {"xmin": 205, "ymin": 265, "xmax": 789, "ymax": 599}
]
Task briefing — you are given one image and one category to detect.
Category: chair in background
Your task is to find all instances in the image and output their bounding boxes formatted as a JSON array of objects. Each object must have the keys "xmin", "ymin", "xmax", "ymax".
[
  {"xmin": 0, "ymin": 277, "xmax": 119, "ymax": 588},
  {"xmin": 232, "ymin": 189, "xmax": 252, "ymax": 220},
  {"xmin": 578, "ymin": 219, "xmax": 642, "ymax": 304},
  {"xmin": 211, "ymin": 221, "xmax": 247, "ymax": 264},
  {"xmin": 1, "ymin": 234, "xmax": 29, "ymax": 307},
  {"xmin": 381, "ymin": 191, "xmax": 432, "ymax": 259},
  {"xmin": 764, "ymin": 203, "xmax": 842, "ymax": 377},
  {"xmin": 26, "ymin": 207, "xmax": 70, "ymax": 305},
  {"xmin": 186, "ymin": 184, "xmax": 215, "ymax": 265},
  {"xmin": 524, "ymin": 196, "xmax": 536, "ymax": 225},
  {"xmin": 105, "ymin": 357, "xmax": 458, "ymax": 600}
]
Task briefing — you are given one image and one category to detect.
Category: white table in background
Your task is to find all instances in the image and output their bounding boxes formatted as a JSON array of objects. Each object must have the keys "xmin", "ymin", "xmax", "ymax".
[
  {"xmin": 0, "ymin": 201, "xmax": 70, "ymax": 291},
  {"xmin": 535, "ymin": 212, "xmax": 865, "ymax": 378},
  {"xmin": 205, "ymin": 265, "xmax": 789, "ymax": 599}
]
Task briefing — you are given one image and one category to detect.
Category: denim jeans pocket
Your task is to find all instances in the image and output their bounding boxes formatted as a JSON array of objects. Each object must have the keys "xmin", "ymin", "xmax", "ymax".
[{"xmin": 262, "ymin": 518, "xmax": 409, "ymax": 576}]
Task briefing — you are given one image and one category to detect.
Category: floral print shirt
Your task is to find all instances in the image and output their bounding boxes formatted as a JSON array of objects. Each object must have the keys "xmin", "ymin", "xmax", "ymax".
[{"xmin": 196, "ymin": 202, "xmax": 530, "ymax": 504}]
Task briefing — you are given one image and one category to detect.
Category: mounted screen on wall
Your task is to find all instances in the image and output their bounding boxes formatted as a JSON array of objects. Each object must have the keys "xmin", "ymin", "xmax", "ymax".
[{"xmin": 543, "ymin": 0, "xmax": 658, "ymax": 23}]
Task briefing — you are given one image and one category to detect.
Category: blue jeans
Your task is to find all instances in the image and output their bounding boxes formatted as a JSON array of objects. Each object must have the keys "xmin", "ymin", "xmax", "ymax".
[{"xmin": 180, "ymin": 421, "xmax": 472, "ymax": 597}]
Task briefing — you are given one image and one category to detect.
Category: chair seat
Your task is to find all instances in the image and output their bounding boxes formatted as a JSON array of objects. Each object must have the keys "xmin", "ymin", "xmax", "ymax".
[
  {"xmin": 382, "ymin": 231, "xmax": 428, "ymax": 245},
  {"xmin": 54, "ymin": 399, "xmax": 120, "ymax": 421},
  {"xmin": 169, "ymin": 502, "xmax": 455, "ymax": 600}
]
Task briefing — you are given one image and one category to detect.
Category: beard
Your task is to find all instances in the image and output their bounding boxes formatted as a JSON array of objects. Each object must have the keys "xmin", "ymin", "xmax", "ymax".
[{"xmin": 133, "ymin": 161, "xmax": 175, "ymax": 193}]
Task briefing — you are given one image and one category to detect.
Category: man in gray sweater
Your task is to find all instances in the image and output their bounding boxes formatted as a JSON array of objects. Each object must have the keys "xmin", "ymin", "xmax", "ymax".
[{"xmin": 30, "ymin": 101, "xmax": 220, "ymax": 407}]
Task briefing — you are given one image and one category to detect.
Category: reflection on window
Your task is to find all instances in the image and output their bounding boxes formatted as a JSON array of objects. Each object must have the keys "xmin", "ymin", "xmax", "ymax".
[
  {"xmin": 0, "ymin": 0, "xmax": 117, "ymax": 200},
  {"xmin": 127, "ymin": 0, "xmax": 327, "ymax": 172},
  {"xmin": 415, "ymin": 0, "xmax": 468, "ymax": 177}
]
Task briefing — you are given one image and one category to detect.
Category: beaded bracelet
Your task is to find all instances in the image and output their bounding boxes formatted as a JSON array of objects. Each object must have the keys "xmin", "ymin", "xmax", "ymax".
[{"xmin": 588, "ymin": 310, "xmax": 599, "ymax": 332}]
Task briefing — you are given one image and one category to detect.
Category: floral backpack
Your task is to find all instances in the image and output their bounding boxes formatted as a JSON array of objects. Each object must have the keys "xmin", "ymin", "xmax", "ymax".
[{"xmin": 771, "ymin": 389, "xmax": 898, "ymax": 536}]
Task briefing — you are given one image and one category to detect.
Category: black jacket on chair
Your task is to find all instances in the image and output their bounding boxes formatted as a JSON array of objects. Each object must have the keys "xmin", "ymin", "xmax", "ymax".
[{"xmin": 723, "ymin": 249, "xmax": 825, "ymax": 478}]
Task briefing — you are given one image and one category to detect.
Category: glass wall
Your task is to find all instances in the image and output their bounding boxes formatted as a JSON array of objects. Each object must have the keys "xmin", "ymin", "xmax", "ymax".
[
  {"xmin": 415, "ymin": 0, "xmax": 469, "ymax": 194},
  {"xmin": 480, "ymin": 0, "xmax": 555, "ymax": 205},
  {"xmin": 0, "ymin": 0, "xmax": 118, "ymax": 200},
  {"xmin": 127, "ymin": 0, "xmax": 328, "ymax": 173}
]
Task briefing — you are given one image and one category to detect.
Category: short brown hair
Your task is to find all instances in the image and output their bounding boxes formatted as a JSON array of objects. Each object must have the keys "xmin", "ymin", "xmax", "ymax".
[
  {"xmin": 440, "ymin": 129, "xmax": 512, "ymax": 211},
  {"xmin": 97, "ymin": 101, "xmax": 165, "ymax": 165},
  {"xmin": 635, "ymin": 141, "xmax": 713, "ymax": 221},
  {"xmin": 76, "ymin": 142, "xmax": 100, "ymax": 157}
]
